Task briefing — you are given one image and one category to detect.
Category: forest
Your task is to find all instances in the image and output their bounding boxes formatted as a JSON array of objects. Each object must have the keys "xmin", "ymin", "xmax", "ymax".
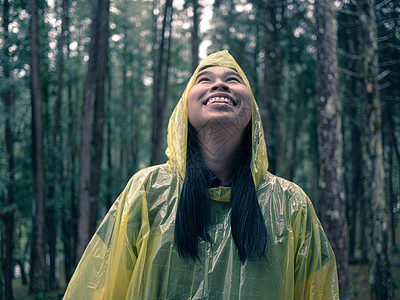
[{"xmin": 0, "ymin": 0, "xmax": 399, "ymax": 299}]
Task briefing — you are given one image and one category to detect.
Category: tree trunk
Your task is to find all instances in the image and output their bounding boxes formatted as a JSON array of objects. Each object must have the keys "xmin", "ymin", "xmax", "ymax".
[
  {"xmin": 388, "ymin": 109, "xmax": 399, "ymax": 250},
  {"xmin": 271, "ymin": 1, "xmax": 285, "ymax": 177},
  {"xmin": 349, "ymin": 102, "xmax": 363, "ymax": 260},
  {"xmin": 359, "ymin": 0, "xmax": 394, "ymax": 298},
  {"xmin": 160, "ymin": 3, "xmax": 173, "ymax": 141},
  {"xmin": 288, "ymin": 95, "xmax": 301, "ymax": 181},
  {"xmin": 45, "ymin": 0, "xmax": 69, "ymax": 289},
  {"xmin": 190, "ymin": 0, "xmax": 200, "ymax": 72},
  {"xmin": 315, "ymin": 0, "xmax": 348, "ymax": 298},
  {"xmin": 29, "ymin": 0, "xmax": 47, "ymax": 293},
  {"xmin": 77, "ymin": 0, "xmax": 110, "ymax": 259},
  {"xmin": 2, "ymin": 0, "xmax": 15, "ymax": 298},
  {"xmin": 106, "ymin": 61, "xmax": 113, "ymax": 210},
  {"xmin": 119, "ymin": 64, "xmax": 128, "ymax": 179},
  {"xmin": 89, "ymin": 0, "xmax": 110, "ymax": 235},
  {"xmin": 151, "ymin": 0, "xmax": 173, "ymax": 165},
  {"xmin": 64, "ymin": 80, "xmax": 76, "ymax": 279},
  {"xmin": 60, "ymin": 0, "xmax": 74, "ymax": 281},
  {"xmin": 258, "ymin": 1, "xmax": 274, "ymax": 172}
]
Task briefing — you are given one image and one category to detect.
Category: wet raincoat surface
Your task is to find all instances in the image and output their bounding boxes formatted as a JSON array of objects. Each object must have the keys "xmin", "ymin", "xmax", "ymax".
[{"xmin": 63, "ymin": 50, "xmax": 339, "ymax": 299}]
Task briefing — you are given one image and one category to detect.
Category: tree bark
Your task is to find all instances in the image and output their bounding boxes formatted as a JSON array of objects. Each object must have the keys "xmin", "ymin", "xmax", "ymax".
[
  {"xmin": 89, "ymin": 0, "xmax": 110, "ymax": 235},
  {"xmin": 388, "ymin": 109, "xmax": 399, "ymax": 250},
  {"xmin": 29, "ymin": 0, "xmax": 47, "ymax": 293},
  {"xmin": 150, "ymin": 0, "xmax": 173, "ymax": 165},
  {"xmin": 257, "ymin": 0, "xmax": 274, "ymax": 173},
  {"xmin": 2, "ymin": 0, "xmax": 15, "ymax": 298},
  {"xmin": 60, "ymin": 0, "xmax": 75, "ymax": 281},
  {"xmin": 106, "ymin": 60, "xmax": 113, "ymax": 210},
  {"xmin": 45, "ymin": 0, "xmax": 70, "ymax": 289},
  {"xmin": 271, "ymin": 1, "xmax": 285, "ymax": 177},
  {"xmin": 190, "ymin": 0, "xmax": 200, "ymax": 72},
  {"xmin": 77, "ymin": 0, "xmax": 110, "ymax": 259},
  {"xmin": 160, "ymin": 3, "xmax": 173, "ymax": 142},
  {"xmin": 359, "ymin": 1, "xmax": 394, "ymax": 298},
  {"xmin": 315, "ymin": 0, "xmax": 348, "ymax": 298}
]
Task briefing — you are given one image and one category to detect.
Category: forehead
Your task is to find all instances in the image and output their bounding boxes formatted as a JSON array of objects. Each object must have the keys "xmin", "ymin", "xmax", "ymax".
[{"xmin": 197, "ymin": 66, "xmax": 241, "ymax": 77}]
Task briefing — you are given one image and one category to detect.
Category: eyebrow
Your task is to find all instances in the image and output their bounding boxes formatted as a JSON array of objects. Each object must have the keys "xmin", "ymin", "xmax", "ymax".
[{"xmin": 197, "ymin": 70, "xmax": 242, "ymax": 78}]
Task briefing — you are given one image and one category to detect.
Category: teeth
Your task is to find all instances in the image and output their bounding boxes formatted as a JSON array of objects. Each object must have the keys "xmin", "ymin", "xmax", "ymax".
[{"xmin": 206, "ymin": 97, "xmax": 233, "ymax": 106}]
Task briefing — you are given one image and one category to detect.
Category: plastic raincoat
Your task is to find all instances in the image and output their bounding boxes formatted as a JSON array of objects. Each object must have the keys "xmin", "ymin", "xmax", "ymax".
[{"xmin": 63, "ymin": 50, "xmax": 339, "ymax": 299}]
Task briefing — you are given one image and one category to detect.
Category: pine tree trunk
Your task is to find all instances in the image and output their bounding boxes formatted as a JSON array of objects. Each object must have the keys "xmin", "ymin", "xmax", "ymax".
[
  {"xmin": 160, "ymin": 3, "xmax": 173, "ymax": 141},
  {"xmin": 106, "ymin": 63, "xmax": 113, "ymax": 210},
  {"xmin": 315, "ymin": 0, "xmax": 348, "ymax": 298},
  {"xmin": 60, "ymin": 0, "xmax": 74, "ymax": 281},
  {"xmin": 258, "ymin": 1, "xmax": 274, "ymax": 172},
  {"xmin": 89, "ymin": 0, "xmax": 110, "ymax": 235},
  {"xmin": 190, "ymin": 0, "xmax": 200, "ymax": 72},
  {"xmin": 77, "ymin": 0, "xmax": 110, "ymax": 259},
  {"xmin": 45, "ymin": 0, "xmax": 69, "ymax": 289},
  {"xmin": 388, "ymin": 110, "xmax": 399, "ymax": 250},
  {"xmin": 2, "ymin": 0, "xmax": 15, "ymax": 298},
  {"xmin": 29, "ymin": 0, "xmax": 46, "ymax": 293},
  {"xmin": 65, "ymin": 79, "xmax": 76, "ymax": 278},
  {"xmin": 359, "ymin": 1, "xmax": 394, "ymax": 298},
  {"xmin": 151, "ymin": 0, "xmax": 173, "ymax": 165},
  {"xmin": 119, "ymin": 64, "xmax": 128, "ymax": 179},
  {"xmin": 271, "ymin": 0, "xmax": 285, "ymax": 177}
]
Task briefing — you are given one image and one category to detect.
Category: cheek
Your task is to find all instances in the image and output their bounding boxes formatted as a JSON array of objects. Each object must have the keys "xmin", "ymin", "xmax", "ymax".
[
  {"xmin": 242, "ymin": 94, "xmax": 252, "ymax": 121},
  {"xmin": 187, "ymin": 98, "xmax": 201, "ymax": 128}
]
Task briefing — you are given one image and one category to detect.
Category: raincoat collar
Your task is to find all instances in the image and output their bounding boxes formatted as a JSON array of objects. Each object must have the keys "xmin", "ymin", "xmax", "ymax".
[{"xmin": 165, "ymin": 50, "xmax": 269, "ymax": 189}]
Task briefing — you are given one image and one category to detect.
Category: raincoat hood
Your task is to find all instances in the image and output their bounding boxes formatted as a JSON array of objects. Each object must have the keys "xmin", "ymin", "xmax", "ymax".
[{"xmin": 165, "ymin": 50, "xmax": 268, "ymax": 188}]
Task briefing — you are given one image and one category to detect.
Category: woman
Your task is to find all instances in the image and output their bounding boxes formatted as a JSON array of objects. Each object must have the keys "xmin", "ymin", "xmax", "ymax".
[{"xmin": 63, "ymin": 50, "xmax": 339, "ymax": 299}]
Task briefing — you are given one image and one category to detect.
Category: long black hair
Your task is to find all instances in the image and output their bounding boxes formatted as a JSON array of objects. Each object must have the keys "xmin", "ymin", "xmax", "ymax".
[{"xmin": 174, "ymin": 122, "xmax": 267, "ymax": 262}]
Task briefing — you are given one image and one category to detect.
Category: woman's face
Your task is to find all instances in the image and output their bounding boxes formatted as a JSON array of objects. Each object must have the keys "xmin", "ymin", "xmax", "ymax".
[{"xmin": 187, "ymin": 67, "xmax": 252, "ymax": 134}]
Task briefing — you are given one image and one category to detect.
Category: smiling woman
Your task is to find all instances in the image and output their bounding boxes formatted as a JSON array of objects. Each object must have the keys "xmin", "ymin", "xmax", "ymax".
[
  {"xmin": 187, "ymin": 67, "xmax": 252, "ymax": 131},
  {"xmin": 63, "ymin": 50, "xmax": 339, "ymax": 299}
]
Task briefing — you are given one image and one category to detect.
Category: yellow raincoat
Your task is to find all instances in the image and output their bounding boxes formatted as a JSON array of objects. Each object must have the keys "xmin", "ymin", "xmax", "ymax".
[{"xmin": 63, "ymin": 50, "xmax": 339, "ymax": 299}]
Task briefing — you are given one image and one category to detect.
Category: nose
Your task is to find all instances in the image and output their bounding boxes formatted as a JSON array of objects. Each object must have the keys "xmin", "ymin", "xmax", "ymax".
[{"xmin": 211, "ymin": 81, "xmax": 230, "ymax": 92}]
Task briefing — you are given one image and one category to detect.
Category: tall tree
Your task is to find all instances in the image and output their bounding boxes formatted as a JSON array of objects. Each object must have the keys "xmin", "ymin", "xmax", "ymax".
[
  {"xmin": 29, "ymin": 0, "xmax": 47, "ymax": 293},
  {"xmin": 151, "ymin": 0, "xmax": 173, "ymax": 165},
  {"xmin": 188, "ymin": 0, "xmax": 200, "ymax": 72},
  {"xmin": 88, "ymin": 0, "xmax": 110, "ymax": 235},
  {"xmin": 270, "ymin": 0, "xmax": 285, "ymax": 178},
  {"xmin": 254, "ymin": 0, "xmax": 273, "ymax": 171},
  {"xmin": 44, "ymin": 0, "xmax": 70, "ymax": 289},
  {"xmin": 359, "ymin": 0, "xmax": 394, "ymax": 298},
  {"xmin": 315, "ymin": 0, "xmax": 348, "ymax": 298},
  {"xmin": 77, "ymin": 0, "xmax": 110, "ymax": 259},
  {"xmin": 2, "ymin": 0, "xmax": 15, "ymax": 298}
]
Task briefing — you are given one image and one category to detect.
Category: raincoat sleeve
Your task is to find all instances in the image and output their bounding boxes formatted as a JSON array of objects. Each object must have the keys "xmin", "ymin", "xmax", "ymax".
[
  {"xmin": 63, "ymin": 169, "xmax": 151, "ymax": 300},
  {"xmin": 291, "ymin": 187, "xmax": 339, "ymax": 300}
]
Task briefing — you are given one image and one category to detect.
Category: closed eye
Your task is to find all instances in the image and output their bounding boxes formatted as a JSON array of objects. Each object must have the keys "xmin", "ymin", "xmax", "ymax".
[
  {"xmin": 227, "ymin": 77, "xmax": 241, "ymax": 82},
  {"xmin": 197, "ymin": 77, "xmax": 210, "ymax": 83}
]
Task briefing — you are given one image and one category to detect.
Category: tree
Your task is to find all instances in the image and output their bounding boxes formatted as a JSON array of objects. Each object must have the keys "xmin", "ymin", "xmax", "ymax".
[
  {"xmin": 88, "ymin": 0, "xmax": 110, "ymax": 236},
  {"xmin": 43, "ymin": 0, "xmax": 70, "ymax": 289},
  {"xmin": 2, "ymin": 0, "xmax": 15, "ymax": 298},
  {"xmin": 315, "ymin": 0, "xmax": 348, "ymax": 297},
  {"xmin": 359, "ymin": 0, "xmax": 394, "ymax": 298},
  {"xmin": 29, "ymin": 0, "xmax": 46, "ymax": 293},
  {"xmin": 187, "ymin": 0, "xmax": 200, "ymax": 72},
  {"xmin": 77, "ymin": 0, "xmax": 110, "ymax": 260},
  {"xmin": 151, "ymin": 0, "xmax": 174, "ymax": 165}
]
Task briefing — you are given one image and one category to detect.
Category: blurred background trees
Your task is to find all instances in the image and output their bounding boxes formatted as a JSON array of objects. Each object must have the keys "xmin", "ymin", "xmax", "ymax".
[{"xmin": 0, "ymin": 0, "xmax": 399, "ymax": 298}]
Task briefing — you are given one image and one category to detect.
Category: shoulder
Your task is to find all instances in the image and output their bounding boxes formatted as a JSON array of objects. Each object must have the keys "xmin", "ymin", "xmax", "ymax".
[
  {"xmin": 257, "ymin": 172, "xmax": 309, "ymax": 209},
  {"xmin": 123, "ymin": 163, "xmax": 179, "ymax": 195},
  {"xmin": 115, "ymin": 163, "xmax": 181, "ymax": 213}
]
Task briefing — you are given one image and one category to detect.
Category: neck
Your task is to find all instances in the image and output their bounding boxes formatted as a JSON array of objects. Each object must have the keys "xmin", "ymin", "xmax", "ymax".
[{"xmin": 196, "ymin": 124, "xmax": 243, "ymax": 184}]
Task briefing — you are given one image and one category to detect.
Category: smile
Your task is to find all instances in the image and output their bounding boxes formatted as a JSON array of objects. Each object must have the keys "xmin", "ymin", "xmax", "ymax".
[{"xmin": 204, "ymin": 97, "xmax": 236, "ymax": 106}]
